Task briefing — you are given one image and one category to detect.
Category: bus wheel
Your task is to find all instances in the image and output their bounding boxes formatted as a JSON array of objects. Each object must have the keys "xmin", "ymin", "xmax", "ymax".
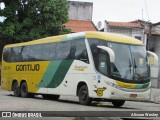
[
  {"xmin": 112, "ymin": 100, "xmax": 125, "ymax": 107},
  {"xmin": 12, "ymin": 81, "xmax": 21, "ymax": 97},
  {"xmin": 42, "ymin": 94, "xmax": 60, "ymax": 100},
  {"xmin": 78, "ymin": 85, "xmax": 91, "ymax": 105},
  {"xmin": 21, "ymin": 82, "xmax": 29, "ymax": 98}
]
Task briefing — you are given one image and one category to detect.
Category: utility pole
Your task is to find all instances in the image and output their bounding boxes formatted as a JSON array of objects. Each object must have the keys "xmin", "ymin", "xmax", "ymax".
[
  {"xmin": 142, "ymin": 9, "xmax": 143, "ymax": 20},
  {"xmin": 147, "ymin": 21, "xmax": 152, "ymax": 51}
]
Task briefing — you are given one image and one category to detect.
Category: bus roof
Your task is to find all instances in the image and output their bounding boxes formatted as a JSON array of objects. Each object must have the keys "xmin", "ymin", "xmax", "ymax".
[
  {"xmin": 4, "ymin": 31, "xmax": 143, "ymax": 48},
  {"xmin": 86, "ymin": 31, "xmax": 143, "ymax": 45}
]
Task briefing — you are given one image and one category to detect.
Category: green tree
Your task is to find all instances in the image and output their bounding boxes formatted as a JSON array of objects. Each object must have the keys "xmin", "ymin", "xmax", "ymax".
[{"xmin": 0, "ymin": 0, "xmax": 70, "ymax": 43}]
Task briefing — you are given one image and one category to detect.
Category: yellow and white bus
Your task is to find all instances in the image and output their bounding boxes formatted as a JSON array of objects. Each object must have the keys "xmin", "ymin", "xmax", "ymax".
[{"xmin": 1, "ymin": 31, "xmax": 158, "ymax": 107}]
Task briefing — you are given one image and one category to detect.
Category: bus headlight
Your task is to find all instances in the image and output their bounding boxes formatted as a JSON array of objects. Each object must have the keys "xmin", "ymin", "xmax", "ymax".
[{"xmin": 105, "ymin": 81, "xmax": 119, "ymax": 89}]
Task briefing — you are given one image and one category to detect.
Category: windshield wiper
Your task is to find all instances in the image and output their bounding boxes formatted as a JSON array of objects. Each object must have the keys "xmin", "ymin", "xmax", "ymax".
[
  {"xmin": 133, "ymin": 59, "xmax": 143, "ymax": 80},
  {"xmin": 129, "ymin": 58, "xmax": 132, "ymax": 73},
  {"xmin": 124, "ymin": 58, "xmax": 132, "ymax": 79}
]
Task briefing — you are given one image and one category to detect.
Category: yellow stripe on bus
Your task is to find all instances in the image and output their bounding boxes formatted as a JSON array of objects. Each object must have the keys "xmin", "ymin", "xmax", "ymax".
[
  {"xmin": 115, "ymin": 80, "xmax": 137, "ymax": 89},
  {"xmin": 86, "ymin": 31, "xmax": 143, "ymax": 45},
  {"xmin": 4, "ymin": 35, "xmax": 67, "ymax": 48}
]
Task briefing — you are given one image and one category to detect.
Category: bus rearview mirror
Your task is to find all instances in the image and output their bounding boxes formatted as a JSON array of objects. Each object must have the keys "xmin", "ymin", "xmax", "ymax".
[
  {"xmin": 147, "ymin": 51, "xmax": 158, "ymax": 66},
  {"xmin": 97, "ymin": 46, "xmax": 115, "ymax": 63},
  {"xmin": 147, "ymin": 51, "xmax": 159, "ymax": 79}
]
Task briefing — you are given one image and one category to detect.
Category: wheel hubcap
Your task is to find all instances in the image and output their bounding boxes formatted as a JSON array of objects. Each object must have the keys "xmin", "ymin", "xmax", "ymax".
[
  {"xmin": 14, "ymin": 84, "xmax": 18, "ymax": 92},
  {"xmin": 22, "ymin": 85, "xmax": 26, "ymax": 93},
  {"xmin": 81, "ymin": 90, "xmax": 87, "ymax": 100}
]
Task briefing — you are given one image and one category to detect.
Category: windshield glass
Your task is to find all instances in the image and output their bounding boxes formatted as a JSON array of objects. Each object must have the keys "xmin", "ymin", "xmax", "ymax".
[{"xmin": 108, "ymin": 42, "xmax": 150, "ymax": 83}]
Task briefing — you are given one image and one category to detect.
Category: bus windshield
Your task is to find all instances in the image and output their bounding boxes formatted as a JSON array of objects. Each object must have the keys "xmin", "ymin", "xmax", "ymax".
[{"xmin": 108, "ymin": 42, "xmax": 150, "ymax": 83}]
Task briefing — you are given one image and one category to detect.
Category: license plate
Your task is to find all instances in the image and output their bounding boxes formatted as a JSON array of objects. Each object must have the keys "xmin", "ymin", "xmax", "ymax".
[{"xmin": 130, "ymin": 94, "xmax": 137, "ymax": 98}]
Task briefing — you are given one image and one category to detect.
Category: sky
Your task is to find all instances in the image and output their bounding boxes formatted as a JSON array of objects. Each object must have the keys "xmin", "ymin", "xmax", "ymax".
[
  {"xmin": 70, "ymin": 0, "xmax": 160, "ymax": 25},
  {"xmin": 0, "ymin": 0, "xmax": 160, "ymax": 24}
]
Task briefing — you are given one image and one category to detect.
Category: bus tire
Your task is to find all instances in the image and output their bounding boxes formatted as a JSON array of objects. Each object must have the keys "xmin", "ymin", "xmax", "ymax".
[
  {"xmin": 21, "ymin": 82, "xmax": 29, "ymax": 98},
  {"xmin": 42, "ymin": 94, "xmax": 60, "ymax": 100},
  {"xmin": 78, "ymin": 85, "xmax": 91, "ymax": 105},
  {"xmin": 112, "ymin": 100, "xmax": 125, "ymax": 108},
  {"xmin": 12, "ymin": 81, "xmax": 21, "ymax": 97}
]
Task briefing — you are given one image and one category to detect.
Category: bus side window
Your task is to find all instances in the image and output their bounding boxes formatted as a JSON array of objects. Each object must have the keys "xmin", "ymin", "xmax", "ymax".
[
  {"xmin": 96, "ymin": 49, "xmax": 109, "ymax": 76},
  {"xmin": 55, "ymin": 41, "xmax": 71, "ymax": 60},
  {"xmin": 3, "ymin": 48, "xmax": 10, "ymax": 62},
  {"xmin": 71, "ymin": 39, "xmax": 89, "ymax": 63},
  {"xmin": 10, "ymin": 48, "xmax": 14, "ymax": 62},
  {"xmin": 43, "ymin": 43, "xmax": 56, "ymax": 61},
  {"xmin": 88, "ymin": 38, "xmax": 108, "ymax": 75},
  {"xmin": 11, "ymin": 47, "xmax": 22, "ymax": 62},
  {"xmin": 29, "ymin": 44, "xmax": 43, "ymax": 61},
  {"xmin": 21, "ymin": 46, "xmax": 30, "ymax": 62},
  {"xmin": 68, "ymin": 46, "xmax": 76, "ymax": 59},
  {"xmin": 78, "ymin": 49, "xmax": 89, "ymax": 63}
]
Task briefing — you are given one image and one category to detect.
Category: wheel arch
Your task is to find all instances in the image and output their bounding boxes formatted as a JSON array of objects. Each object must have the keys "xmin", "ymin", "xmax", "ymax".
[
  {"xmin": 11, "ymin": 79, "xmax": 18, "ymax": 91},
  {"xmin": 20, "ymin": 79, "xmax": 30, "ymax": 98},
  {"xmin": 20, "ymin": 80, "xmax": 27, "ymax": 87},
  {"xmin": 76, "ymin": 81, "xmax": 88, "ymax": 96}
]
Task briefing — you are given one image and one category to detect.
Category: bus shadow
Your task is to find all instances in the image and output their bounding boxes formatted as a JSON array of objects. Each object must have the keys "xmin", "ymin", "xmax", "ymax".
[
  {"xmin": 52, "ymin": 98, "xmax": 137, "ymax": 110},
  {"xmin": 6, "ymin": 94, "xmax": 138, "ymax": 110},
  {"xmin": 7, "ymin": 94, "xmax": 14, "ymax": 96}
]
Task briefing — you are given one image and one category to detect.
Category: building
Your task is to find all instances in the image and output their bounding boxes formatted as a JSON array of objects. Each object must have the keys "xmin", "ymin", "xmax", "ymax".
[
  {"xmin": 145, "ymin": 22, "xmax": 160, "ymax": 102},
  {"xmin": 138, "ymin": 21, "xmax": 160, "ymax": 60},
  {"xmin": 68, "ymin": 1, "xmax": 93, "ymax": 21},
  {"xmin": 65, "ymin": 1, "xmax": 97, "ymax": 32},
  {"xmin": 65, "ymin": 20, "xmax": 96, "ymax": 32},
  {"xmin": 142, "ymin": 21, "xmax": 160, "ymax": 55},
  {"xmin": 150, "ymin": 22, "xmax": 160, "ymax": 59},
  {"xmin": 104, "ymin": 20, "xmax": 160, "ymax": 65},
  {"xmin": 104, "ymin": 20, "xmax": 146, "ymax": 46},
  {"xmin": 139, "ymin": 21, "xmax": 160, "ymax": 90}
]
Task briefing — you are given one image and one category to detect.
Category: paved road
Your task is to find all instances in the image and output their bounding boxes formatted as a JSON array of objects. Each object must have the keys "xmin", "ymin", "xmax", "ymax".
[{"xmin": 0, "ymin": 88, "xmax": 160, "ymax": 120}]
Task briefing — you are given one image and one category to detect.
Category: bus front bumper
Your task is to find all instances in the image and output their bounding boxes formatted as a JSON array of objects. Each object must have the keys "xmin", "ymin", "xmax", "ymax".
[{"xmin": 106, "ymin": 86, "xmax": 151, "ymax": 101}]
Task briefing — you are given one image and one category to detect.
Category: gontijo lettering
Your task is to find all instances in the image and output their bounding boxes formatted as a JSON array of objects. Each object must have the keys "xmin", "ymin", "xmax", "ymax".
[{"xmin": 16, "ymin": 64, "xmax": 40, "ymax": 71}]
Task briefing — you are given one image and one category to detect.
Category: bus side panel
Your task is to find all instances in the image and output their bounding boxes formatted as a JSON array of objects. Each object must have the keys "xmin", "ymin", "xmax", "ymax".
[
  {"xmin": 1, "ymin": 61, "xmax": 11, "ymax": 91},
  {"xmin": 46, "ymin": 60, "xmax": 73, "ymax": 95},
  {"xmin": 3, "ymin": 61, "xmax": 50, "ymax": 94},
  {"xmin": 57, "ymin": 74, "xmax": 93, "ymax": 96},
  {"xmin": 37, "ymin": 60, "xmax": 70, "ymax": 95},
  {"xmin": 57, "ymin": 60, "xmax": 95, "ymax": 96},
  {"xmin": 1, "ymin": 73, "xmax": 10, "ymax": 90},
  {"xmin": 26, "ymin": 61, "xmax": 49, "ymax": 93}
]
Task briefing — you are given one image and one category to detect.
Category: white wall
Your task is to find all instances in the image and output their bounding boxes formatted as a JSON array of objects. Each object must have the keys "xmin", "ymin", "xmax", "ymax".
[
  {"xmin": 104, "ymin": 25, "xmax": 145, "ymax": 44},
  {"xmin": 68, "ymin": 1, "xmax": 93, "ymax": 20}
]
